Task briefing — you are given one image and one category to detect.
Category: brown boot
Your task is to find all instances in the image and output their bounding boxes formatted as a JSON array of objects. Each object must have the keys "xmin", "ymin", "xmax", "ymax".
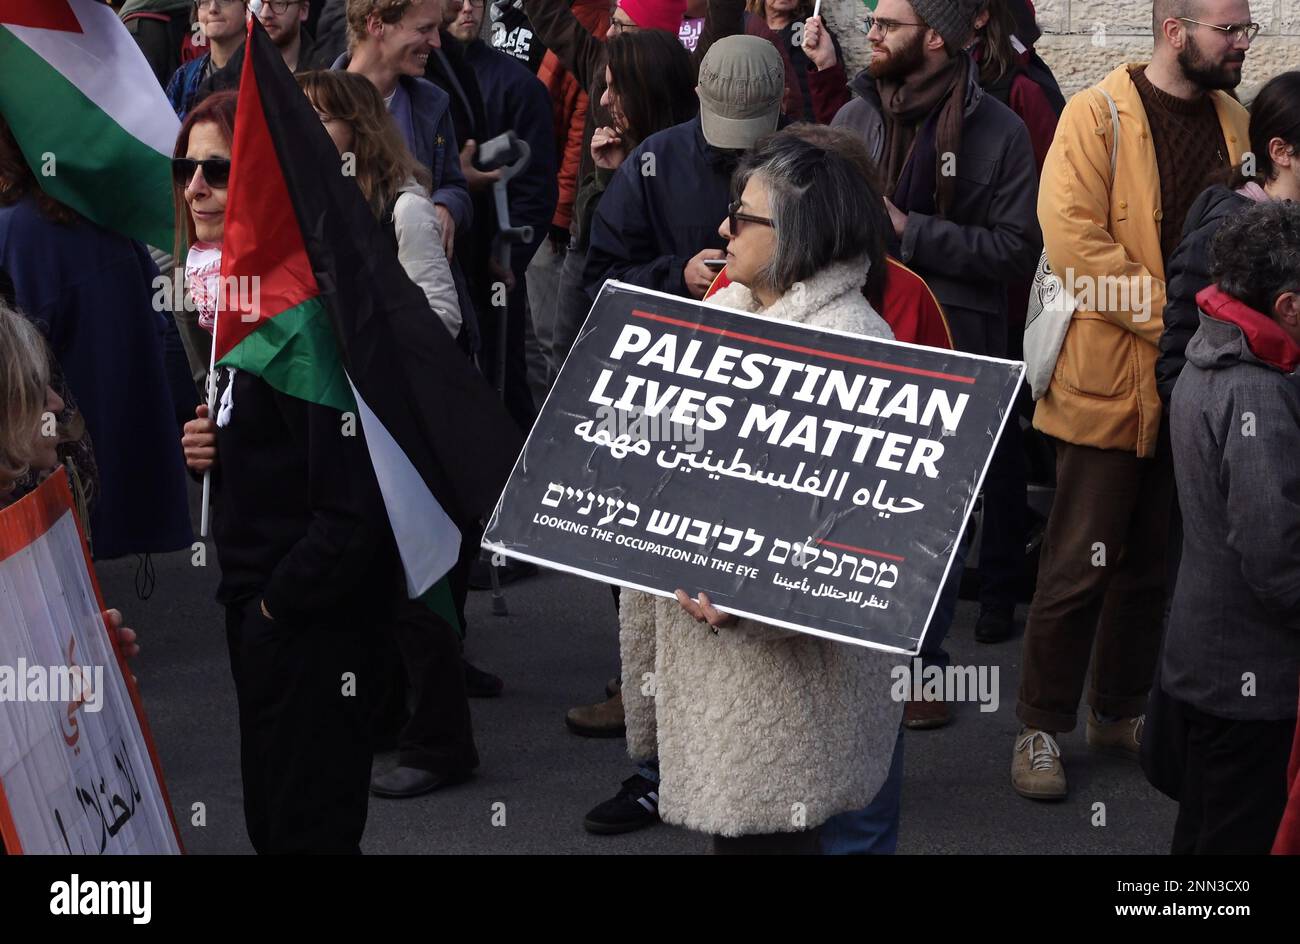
[
  {"xmin": 566, "ymin": 691, "xmax": 626, "ymax": 738},
  {"xmin": 903, "ymin": 697, "xmax": 952, "ymax": 729},
  {"xmin": 1086, "ymin": 711, "xmax": 1144, "ymax": 761}
]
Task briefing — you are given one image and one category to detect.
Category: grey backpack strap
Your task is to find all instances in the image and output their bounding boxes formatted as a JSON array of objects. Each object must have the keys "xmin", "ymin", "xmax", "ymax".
[{"xmin": 1092, "ymin": 87, "xmax": 1121, "ymax": 179}]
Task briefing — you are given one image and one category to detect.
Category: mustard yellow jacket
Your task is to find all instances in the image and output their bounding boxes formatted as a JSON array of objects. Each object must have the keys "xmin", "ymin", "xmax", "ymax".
[{"xmin": 1033, "ymin": 64, "xmax": 1249, "ymax": 457}]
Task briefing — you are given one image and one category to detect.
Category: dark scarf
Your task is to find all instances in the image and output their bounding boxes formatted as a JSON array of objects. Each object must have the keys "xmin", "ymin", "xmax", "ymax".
[{"xmin": 879, "ymin": 52, "xmax": 968, "ymax": 218}]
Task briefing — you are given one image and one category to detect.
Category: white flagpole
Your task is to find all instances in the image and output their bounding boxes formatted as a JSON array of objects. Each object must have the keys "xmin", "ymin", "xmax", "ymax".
[{"xmin": 199, "ymin": 284, "xmax": 221, "ymax": 538}]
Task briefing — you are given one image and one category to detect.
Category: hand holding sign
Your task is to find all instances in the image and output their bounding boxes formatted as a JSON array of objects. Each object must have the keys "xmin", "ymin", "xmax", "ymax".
[{"xmin": 675, "ymin": 589, "xmax": 738, "ymax": 629}]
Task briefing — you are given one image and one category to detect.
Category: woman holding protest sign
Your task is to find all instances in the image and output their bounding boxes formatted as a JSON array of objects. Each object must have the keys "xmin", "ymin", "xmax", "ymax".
[
  {"xmin": 0, "ymin": 299, "xmax": 141, "ymax": 678},
  {"xmin": 0, "ymin": 296, "xmax": 140, "ymax": 649},
  {"xmin": 0, "ymin": 296, "xmax": 143, "ymax": 855},
  {"xmin": 617, "ymin": 129, "xmax": 903, "ymax": 853}
]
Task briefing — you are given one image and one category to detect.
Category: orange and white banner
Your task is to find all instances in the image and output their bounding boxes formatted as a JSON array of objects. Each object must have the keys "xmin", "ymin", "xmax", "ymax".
[{"xmin": 0, "ymin": 469, "xmax": 180, "ymax": 854}]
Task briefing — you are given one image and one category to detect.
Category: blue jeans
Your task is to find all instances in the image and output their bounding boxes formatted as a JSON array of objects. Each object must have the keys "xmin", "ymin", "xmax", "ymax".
[{"xmin": 820, "ymin": 727, "xmax": 905, "ymax": 854}]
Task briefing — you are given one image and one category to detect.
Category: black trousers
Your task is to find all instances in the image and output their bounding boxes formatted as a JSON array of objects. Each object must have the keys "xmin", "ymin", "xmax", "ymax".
[
  {"xmin": 371, "ymin": 525, "xmax": 482, "ymax": 775},
  {"xmin": 380, "ymin": 595, "xmax": 480, "ymax": 775},
  {"xmin": 977, "ymin": 407, "xmax": 1027, "ymax": 611},
  {"xmin": 1171, "ymin": 702, "xmax": 1295, "ymax": 855},
  {"xmin": 224, "ymin": 597, "xmax": 377, "ymax": 854}
]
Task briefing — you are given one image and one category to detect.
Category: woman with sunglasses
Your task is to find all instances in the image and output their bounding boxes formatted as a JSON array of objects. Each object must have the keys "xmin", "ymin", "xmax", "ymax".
[
  {"xmin": 615, "ymin": 129, "xmax": 902, "ymax": 854},
  {"xmin": 174, "ymin": 91, "xmax": 400, "ymax": 854},
  {"xmin": 172, "ymin": 91, "xmax": 236, "ymax": 393}
]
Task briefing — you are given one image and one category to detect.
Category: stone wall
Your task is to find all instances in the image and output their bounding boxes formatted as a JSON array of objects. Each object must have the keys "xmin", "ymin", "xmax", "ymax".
[{"xmin": 822, "ymin": 0, "xmax": 1300, "ymax": 104}]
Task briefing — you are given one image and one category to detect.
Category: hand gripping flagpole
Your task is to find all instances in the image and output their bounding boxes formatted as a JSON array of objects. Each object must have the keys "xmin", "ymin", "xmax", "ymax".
[{"xmin": 199, "ymin": 287, "xmax": 221, "ymax": 538}]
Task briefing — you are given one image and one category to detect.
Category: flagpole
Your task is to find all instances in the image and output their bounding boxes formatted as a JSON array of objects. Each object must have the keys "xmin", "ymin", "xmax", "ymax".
[{"xmin": 199, "ymin": 285, "xmax": 221, "ymax": 538}]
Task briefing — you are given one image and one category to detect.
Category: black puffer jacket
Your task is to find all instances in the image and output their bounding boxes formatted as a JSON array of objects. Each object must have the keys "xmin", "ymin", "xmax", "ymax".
[{"xmin": 1155, "ymin": 184, "xmax": 1253, "ymax": 406}]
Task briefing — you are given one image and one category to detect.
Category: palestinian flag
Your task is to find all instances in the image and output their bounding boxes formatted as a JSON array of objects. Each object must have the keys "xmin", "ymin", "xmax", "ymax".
[
  {"xmin": 215, "ymin": 18, "xmax": 521, "ymax": 620},
  {"xmin": 0, "ymin": 0, "xmax": 177, "ymax": 249}
]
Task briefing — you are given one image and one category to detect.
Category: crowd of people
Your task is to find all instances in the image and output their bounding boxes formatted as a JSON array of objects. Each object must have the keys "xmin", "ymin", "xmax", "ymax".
[{"xmin": 2, "ymin": 0, "xmax": 1299, "ymax": 854}]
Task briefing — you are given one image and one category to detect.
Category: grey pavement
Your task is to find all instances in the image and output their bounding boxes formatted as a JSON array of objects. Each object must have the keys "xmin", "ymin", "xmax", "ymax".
[{"xmin": 95, "ymin": 490, "xmax": 1176, "ymax": 854}]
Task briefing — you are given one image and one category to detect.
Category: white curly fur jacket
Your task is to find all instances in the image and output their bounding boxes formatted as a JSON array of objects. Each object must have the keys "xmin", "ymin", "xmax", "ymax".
[{"xmin": 620, "ymin": 258, "xmax": 906, "ymax": 837}]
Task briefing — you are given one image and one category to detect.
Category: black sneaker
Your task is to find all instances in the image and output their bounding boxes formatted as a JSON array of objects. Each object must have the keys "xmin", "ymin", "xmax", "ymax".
[
  {"xmin": 975, "ymin": 605, "xmax": 1015, "ymax": 643},
  {"xmin": 583, "ymin": 774, "xmax": 660, "ymax": 835}
]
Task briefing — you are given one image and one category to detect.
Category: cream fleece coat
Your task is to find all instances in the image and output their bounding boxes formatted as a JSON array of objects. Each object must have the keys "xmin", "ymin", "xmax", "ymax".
[{"xmin": 620, "ymin": 258, "xmax": 905, "ymax": 837}]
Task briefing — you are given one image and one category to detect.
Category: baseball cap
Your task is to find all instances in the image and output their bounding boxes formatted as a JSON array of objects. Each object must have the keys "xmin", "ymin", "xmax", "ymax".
[{"xmin": 696, "ymin": 36, "xmax": 785, "ymax": 151}]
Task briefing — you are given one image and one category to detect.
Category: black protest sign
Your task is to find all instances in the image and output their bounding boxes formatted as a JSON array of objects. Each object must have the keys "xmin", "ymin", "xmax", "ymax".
[{"xmin": 483, "ymin": 282, "xmax": 1023, "ymax": 653}]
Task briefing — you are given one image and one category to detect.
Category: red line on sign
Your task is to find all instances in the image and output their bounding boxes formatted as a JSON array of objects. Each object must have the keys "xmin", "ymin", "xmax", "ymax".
[
  {"xmin": 816, "ymin": 537, "xmax": 905, "ymax": 562},
  {"xmin": 630, "ymin": 310, "xmax": 976, "ymax": 384}
]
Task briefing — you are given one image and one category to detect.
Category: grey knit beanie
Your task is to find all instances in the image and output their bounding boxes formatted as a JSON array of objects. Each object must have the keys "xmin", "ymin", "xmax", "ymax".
[{"xmin": 908, "ymin": 0, "xmax": 982, "ymax": 51}]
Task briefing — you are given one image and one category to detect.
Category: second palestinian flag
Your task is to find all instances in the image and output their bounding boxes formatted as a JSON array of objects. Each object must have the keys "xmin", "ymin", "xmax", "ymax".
[{"xmin": 216, "ymin": 19, "xmax": 521, "ymax": 614}]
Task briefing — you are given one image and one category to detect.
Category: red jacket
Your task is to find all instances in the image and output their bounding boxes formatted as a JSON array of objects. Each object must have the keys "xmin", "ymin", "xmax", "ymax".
[
  {"xmin": 535, "ymin": 0, "xmax": 610, "ymax": 233},
  {"xmin": 705, "ymin": 257, "xmax": 953, "ymax": 350}
]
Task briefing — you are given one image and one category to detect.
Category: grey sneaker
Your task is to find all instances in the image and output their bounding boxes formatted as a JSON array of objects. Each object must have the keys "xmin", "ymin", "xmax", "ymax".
[{"xmin": 1012, "ymin": 727, "xmax": 1067, "ymax": 800}]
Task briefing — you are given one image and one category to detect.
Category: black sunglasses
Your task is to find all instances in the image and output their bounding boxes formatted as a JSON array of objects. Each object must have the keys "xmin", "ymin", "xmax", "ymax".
[
  {"xmin": 172, "ymin": 157, "xmax": 231, "ymax": 189},
  {"xmin": 728, "ymin": 200, "xmax": 774, "ymax": 233}
]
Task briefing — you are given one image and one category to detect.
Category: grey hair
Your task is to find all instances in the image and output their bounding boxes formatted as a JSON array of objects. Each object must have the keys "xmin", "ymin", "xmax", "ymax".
[
  {"xmin": 732, "ymin": 130, "xmax": 887, "ymax": 296},
  {"xmin": 0, "ymin": 297, "xmax": 51, "ymax": 490}
]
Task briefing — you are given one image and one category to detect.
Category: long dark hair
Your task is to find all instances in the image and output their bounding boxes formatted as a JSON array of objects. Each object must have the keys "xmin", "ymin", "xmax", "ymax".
[
  {"xmin": 1229, "ymin": 71, "xmax": 1300, "ymax": 188},
  {"xmin": 605, "ymin": 30, "xmax": 698, "ymax": 148},
  {"xmin": 974, "ymin": 0, "xmax": 1019, "ymax": 90},
  {"xmin": 297, "ymin": 70, "xmax": 431, "ymax": 219}
]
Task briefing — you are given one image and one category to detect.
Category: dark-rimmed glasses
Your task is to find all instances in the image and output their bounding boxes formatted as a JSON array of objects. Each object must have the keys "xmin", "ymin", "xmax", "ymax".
[
  {"xmin": 728, "ymin": 201, "xmax": 774, "ymax": 233},
  {"xmin": 859, "ymin": 14, "xmax": 926, "ymax": 37}
]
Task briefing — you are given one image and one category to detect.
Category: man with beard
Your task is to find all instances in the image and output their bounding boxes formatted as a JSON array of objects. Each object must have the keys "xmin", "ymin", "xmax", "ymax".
[
  {"xmin": 803, "ymin": 0, "xmax": 1040, "ymax": 733},
  {"xmin": 253, "ymin": 0, "xmax": 318, "ymax": 69},
  {"xmin": 1008, "ymin": 0, "xmax": 1251, "ymax": 802},
  {"xmin": 195, "ymin": 1, "xmax": 323, "ymax": 100}
]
